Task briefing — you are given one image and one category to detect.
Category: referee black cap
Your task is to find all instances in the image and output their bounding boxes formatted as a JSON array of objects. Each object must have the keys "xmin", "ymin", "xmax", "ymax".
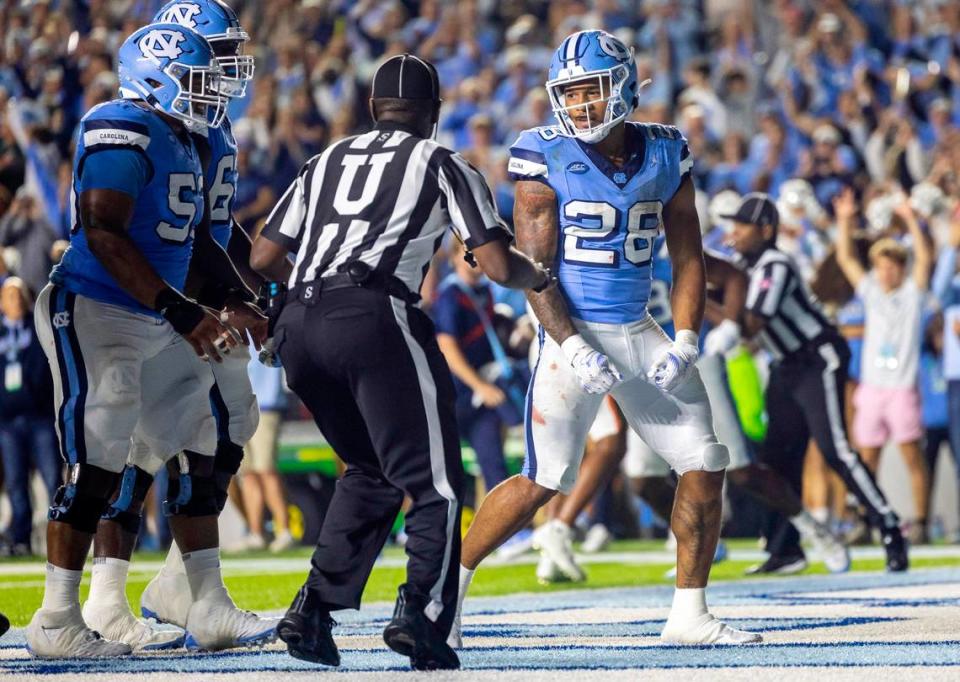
[
  {"xmin": 371, "ymin": 54, "xmax": 440, "ymax": 101},
  {"xmin": 721, "ymin": 192, "xmax": 779, "ymax": 229}
]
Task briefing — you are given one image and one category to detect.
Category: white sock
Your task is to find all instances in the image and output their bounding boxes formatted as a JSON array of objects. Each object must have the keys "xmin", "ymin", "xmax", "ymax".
[
  {"xmin": 810, "ymin": 507, "xmax": 830, "ymax": 525},
  {"xmin": 667, "ymin": 587, "xmax": 708, "ymax": 622},
  {"xmin": 790, "ymin": 510, "xmax": 818, "ymax": 539},
  {"xmin": 183, "ymin": 547, "xmax": 225, "ymax": 602},
  {"xmin": 41, "ymin": 564, "xmax": 83, "ymax": 611},
  {"xmin": 87, "ymin": 557, "xmax": 130, "ymax": 607},
  {"xmin": 160, "ymin": 542, "xmax": 185, "ymax": 578},
  {"xmin": 456, "ymin": 565, "xmax": 475, "ymax": 612}
]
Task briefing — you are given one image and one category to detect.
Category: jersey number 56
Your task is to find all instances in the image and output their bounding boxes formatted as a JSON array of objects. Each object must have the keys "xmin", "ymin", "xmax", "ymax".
[{"xmin": 562, "ymin": 200, "xmax": 662, "ymax": 267}]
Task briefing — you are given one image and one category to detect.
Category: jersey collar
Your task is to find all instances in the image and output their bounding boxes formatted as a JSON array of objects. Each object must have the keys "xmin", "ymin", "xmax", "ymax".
[
  {"xmin": 574, "ymin": 123, "xmax": 646, "ymax": 188},
  {"xmin": 374, "ymin": 120, "xmax": 424, "ymax": 138}
]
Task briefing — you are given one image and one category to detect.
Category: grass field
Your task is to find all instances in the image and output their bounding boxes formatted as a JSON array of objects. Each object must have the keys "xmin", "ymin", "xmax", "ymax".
[{"xmin": 4, "ymin": 539, "xmax": 960, "ymax": 627}]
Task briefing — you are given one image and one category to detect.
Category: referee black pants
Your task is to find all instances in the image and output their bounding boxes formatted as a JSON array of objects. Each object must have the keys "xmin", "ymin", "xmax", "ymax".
[
  {"xmin": 275, "ymin": 287, "xmax": 464, "ymax": 636},
  {"xmin": 758, "ymin": 338, "xmax": 899, "ymax": 557}
]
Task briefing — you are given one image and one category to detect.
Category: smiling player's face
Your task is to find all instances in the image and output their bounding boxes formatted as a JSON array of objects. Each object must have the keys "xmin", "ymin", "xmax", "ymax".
[{"xmin": 562, "ymin": 76, "xmax": 609, "ymax": 130}]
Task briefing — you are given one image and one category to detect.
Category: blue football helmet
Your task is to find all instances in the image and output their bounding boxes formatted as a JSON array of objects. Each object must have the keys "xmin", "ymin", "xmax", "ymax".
[
  {"xmin": 118, "ymin": 22, "xmax": 226, "ymax": 131},
  {"xmin": 154, "ymin": 0, "xmax": 255, "ymax": 98},
  {"xmin": 546, "ymin": 30, "xmax": 638, "ymax": 143}
]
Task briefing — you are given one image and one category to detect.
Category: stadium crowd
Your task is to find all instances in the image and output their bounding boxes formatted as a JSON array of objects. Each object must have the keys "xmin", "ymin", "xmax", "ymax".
[{"xmin": 0, "ymin": 0, "xmax": 959, "ymax": 558}]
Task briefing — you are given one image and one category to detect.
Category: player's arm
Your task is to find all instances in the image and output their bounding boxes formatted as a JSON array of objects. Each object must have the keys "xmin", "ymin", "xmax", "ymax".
[
  {"xmin": 514, "ymin": 180, "xmax": 576, "ymax": 344},
  {"xmin": 662, "ymin": 176, "xmax": 706, "ymax": 335},
  {"xmin": 79, "ymin": 188, "xmax": 230, "ymax": 360},
  {"xmin": 514, "ymin": 179, "xmax": 621, "ymax": 394}
]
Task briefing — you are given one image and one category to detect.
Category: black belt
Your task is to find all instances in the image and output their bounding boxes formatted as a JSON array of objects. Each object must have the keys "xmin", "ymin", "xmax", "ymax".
[{"xmin": 287, "ymin": 263, "xmax": 419, "ymax": 306}]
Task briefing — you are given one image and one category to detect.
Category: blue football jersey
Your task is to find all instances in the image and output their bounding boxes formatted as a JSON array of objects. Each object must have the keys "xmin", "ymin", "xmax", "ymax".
[
  {"xmin": 194, "ymin": 117, "xmax": 238, "ymax": 249},
  {"xmin": 508, "ymin": 122, "xmax": 692, "ymax": 324},
  {"xmin": 53, "ymin": 99, "xmax": 204, "ymax": 315}
]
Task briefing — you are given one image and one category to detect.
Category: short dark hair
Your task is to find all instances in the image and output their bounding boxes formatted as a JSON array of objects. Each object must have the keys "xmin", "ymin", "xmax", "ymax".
[{"xmin": 371, "ymin": 97, "xmax": 435, "ymax": 123}]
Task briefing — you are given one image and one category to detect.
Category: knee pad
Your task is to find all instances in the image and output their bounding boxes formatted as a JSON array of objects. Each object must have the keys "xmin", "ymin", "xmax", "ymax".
[
  {"xmin": 48, "ymin": 464, "xmax": 121, "ymax": 533},
  {"xmin": 212, "ymin": 440, "xmax": 244, "ymax": 512},
  {"xmin": 101, "ymin": 465, "xmax": 155, "ymax": 534},
  {"xmin": 164, "ymin": 451, "xmax": 224, "ymax": 517},
  {"xmin": 700, "ymin": 442, "xmax": 730, "ymax": 472}
]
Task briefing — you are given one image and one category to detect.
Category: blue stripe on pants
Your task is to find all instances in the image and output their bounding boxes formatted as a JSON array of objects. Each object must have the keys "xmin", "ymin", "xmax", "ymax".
[
  {"xmin": 50, "ymin": 287, "xmax": 87, "ymax": 464},
  {"xmin": 521, "ymin": 326, "xmax": 545, "ymax": 481}
]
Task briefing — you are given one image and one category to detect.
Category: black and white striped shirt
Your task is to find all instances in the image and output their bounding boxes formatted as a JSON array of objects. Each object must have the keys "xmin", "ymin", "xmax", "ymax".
[
  {"xmin": 262, "ymin": 121, "xmax": 510, "ymax": 294},
  {"xmin": 745, "ymin": 248, "xmax": 835, "ymax": 362}
]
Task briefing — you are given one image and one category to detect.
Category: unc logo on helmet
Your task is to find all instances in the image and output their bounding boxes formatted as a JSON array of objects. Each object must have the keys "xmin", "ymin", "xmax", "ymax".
[
  {"xmin": 158, "ymin": 2, "xmax": 202, "ymax": 28},
  {"xmin": 598, "ymin": 34, "xmax": 630, "ymax": 61},
  {"xmin": 139, "ymin": 29, "xmax": 186, "ymax": 61}
]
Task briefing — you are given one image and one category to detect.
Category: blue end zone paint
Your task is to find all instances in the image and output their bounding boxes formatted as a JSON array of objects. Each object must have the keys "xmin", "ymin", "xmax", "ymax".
[
  {"xmin": 6, "ymin": 641, "xmax": 960, "ymax": 675},
  {"xmin": 5, "ymin": 569, "xmax": 960, "ymax": 674}
]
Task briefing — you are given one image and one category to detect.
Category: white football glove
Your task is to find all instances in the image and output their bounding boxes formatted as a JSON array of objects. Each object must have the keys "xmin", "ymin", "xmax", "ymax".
[
  {"xmin": 647, "ymin": 329, "xmax": 699, "ymax": 393},
  {"xmin": 561, "ymin": 334, "xmax": 623, "ymax": 395},
  {"xmin": 703, "ymin": 319, "xmax": 741, "ymax": 357}
]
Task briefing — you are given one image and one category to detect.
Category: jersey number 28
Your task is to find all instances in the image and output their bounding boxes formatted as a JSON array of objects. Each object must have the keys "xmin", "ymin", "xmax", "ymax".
[{"xmin": 562, "ymin": 200, "xmax": 662, "ymax": 267}]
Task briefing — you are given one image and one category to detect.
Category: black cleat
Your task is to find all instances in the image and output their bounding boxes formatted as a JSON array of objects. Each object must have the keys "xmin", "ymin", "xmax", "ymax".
[
  {"xmin": 278, "ymin": 589, "xmax": 339, "ymax": 667},
  {"xmin": 383, "ymin": 584, "xmax": 459, "ymax": 671},
  {"xmin": 883, "ymin": 527, "xmax": 909, "ymax": 572},
  {"xmin": 745, "ymin": 553, "xmax": 808, "ymax": 575},
  {"xmin": 0, "ymin": 612, "xmax": 8, "ymax": 639}
]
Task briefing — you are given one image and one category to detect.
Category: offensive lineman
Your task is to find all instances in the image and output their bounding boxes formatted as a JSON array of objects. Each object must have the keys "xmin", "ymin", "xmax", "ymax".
[
  {"xmin": 81, "ymin": 1, "xmax": 279, "ymax": 652},
  {"xmin": 26, "ymin": 24, "xmax": 248, "ymax": 657},
  {"xmin": 451, "ymin": 30, "xmax": 760, "ymax": 646}
]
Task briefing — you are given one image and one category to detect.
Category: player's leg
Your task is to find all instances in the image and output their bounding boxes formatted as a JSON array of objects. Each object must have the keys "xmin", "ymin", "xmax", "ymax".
[
  {"xmin": 27, "ymin": 287, "xmax": 151, "ymax": 658},
  {"xmin": 624, "ymin": 428, "xmax": 676, "ymax": 522},
  {"xmin": 800, "ymin": 343, "xmax": 906, "ymax": 570},
  {"xmin": 454, "ymin": 327, "xmax": 603, "ymax": 645},
  {"xmin": 615, "ymin": 319, "xmax": 759, "ymax": 645},
  {"xmin": 700, "ymin": 352, "xmax": 849, "ymax": 573},
  {"xmin": 535, "ymin": 396, "xmax": 626, "ymax": 582}
]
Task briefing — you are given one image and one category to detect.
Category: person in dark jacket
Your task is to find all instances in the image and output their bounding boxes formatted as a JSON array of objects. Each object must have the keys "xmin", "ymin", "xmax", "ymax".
[{"xmin": 0, "ymin": 277, "xmax": 59, "ymax": 556}]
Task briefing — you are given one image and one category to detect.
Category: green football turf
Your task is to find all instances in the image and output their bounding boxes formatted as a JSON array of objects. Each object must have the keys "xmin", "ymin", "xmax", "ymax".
[{"xmin": 3, "ymin": 540, "xmax": 958, "ymax": 627}]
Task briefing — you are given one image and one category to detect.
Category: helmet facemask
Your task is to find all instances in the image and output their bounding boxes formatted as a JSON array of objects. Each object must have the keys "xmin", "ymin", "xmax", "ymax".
[
  {"xmin": 168, "ymin": 60, "xmax": 227, "ymax": 131},
  {"xmin": 547, "ymin": 62, "xmax": 632, "ymax": 144},
  {"xmin": 210, "ymin": 35, "xmax": 254, "ymax": 98}
]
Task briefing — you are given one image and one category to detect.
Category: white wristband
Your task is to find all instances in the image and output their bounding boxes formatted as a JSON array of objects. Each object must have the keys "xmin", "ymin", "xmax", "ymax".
[{"xmin": 675, "ymin": 329, "xmax": 699, "ymax": 347}]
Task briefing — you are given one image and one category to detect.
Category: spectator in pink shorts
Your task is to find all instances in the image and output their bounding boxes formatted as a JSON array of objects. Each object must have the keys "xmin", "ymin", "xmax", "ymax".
[{"xmin": 834, "ymin": 188, "xmax": 933, "ymax": 543}]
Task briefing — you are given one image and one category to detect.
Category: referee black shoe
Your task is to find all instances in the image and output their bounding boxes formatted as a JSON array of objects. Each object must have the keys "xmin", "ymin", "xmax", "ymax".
[
  {"xmin": 277, "ymin": 588, "xmax": 339, "ymax": 667},
  {"xmin": 0, "ymin": 611, "xmax": 9, "ymax": 639},
  {"xmin": 383, "ymin": 584, "xmax": 460, "ymax": 671},
  {"xmin": 744, "ymin": 553, "xmax": 808, "ymax": 575},
  {"xmin": 883, "ymin": 527, "xmax": 909, "ymax": 572}
]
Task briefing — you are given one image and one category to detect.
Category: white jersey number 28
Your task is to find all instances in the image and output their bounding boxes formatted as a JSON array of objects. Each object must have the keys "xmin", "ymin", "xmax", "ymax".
[{"xmin": 562, "ymin": 200, "xmax": 662, "ymax": 267}]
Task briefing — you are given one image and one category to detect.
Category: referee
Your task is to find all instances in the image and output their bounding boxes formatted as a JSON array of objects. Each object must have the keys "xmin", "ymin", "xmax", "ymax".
[
  {"xmin": 725, "ymin": 193, "xmax": 908, "ymax": 573},
  {"xmin": 250, "ymin": 54, "xmax": 550, "ymax": 670}
]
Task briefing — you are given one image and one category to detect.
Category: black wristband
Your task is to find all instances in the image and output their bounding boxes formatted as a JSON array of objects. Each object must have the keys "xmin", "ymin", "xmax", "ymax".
[
  {"xmin": 199, "ymin": 280, "xmax": 257, "ymax": 310},
  {"xmin": 531, "ymin": 266, "xmax": 555, "ymax": 294},
  {"xmin": 154, "ymin": 288, "xmax": 206, "ymax": 335}
]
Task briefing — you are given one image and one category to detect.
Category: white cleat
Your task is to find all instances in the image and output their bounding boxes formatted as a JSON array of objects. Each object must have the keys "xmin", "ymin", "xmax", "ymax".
[
  {"xmin": 806, "ymin": 524, "xmax": 851, "ymax": 574},
  {"xmin": 533, "ymin": 521, "xmax": 585, "ymax": 582},
  {"xmin": 183, "ymin": 586, "xmax": 280, "ymax": 651},
  {"xmin": 581, "ymin": 524, "xmax": 612, "ymax": 554},
  {"xmin": 83, "ymin": 600, "xmax": 184, "ymax": 651},
  {"xmin": 140, "ymin": 571, "xmax": 192, "ymax": 628},
  {"xmin": 661, "ymin": 613, "xmax": 762, "ymax": 645},
  {"xmin": 535, "ymin": 553, "xmax": 570, "ymax": 585},
  {"xmin": 26, "ymin": 605, "xmax": 132, "ymax": 658}
]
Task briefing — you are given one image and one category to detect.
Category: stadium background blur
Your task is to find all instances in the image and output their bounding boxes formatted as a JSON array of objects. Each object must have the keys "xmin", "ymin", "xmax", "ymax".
[{"xmin": 0, "ymin": 0, "xmax": 959, "ymax": 559}]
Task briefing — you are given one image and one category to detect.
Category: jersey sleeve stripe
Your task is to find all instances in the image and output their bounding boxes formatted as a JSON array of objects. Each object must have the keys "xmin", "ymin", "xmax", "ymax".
[
  {"xmin": 507, "ymin": 156, "xmax": 548, "ymax": 180},
  {"xmin": 83, "ymin": 119, "xmax": 150, "ymax": 135},
  {"xmin": 509, "ymin": 147, "xmax": 546, "ymax": 164}
]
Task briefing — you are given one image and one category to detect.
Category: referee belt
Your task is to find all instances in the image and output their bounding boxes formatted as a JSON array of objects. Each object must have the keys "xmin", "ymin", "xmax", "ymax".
[{"xmin": 287, "ymin": 266, "xmax": 420, "ymax": 306}]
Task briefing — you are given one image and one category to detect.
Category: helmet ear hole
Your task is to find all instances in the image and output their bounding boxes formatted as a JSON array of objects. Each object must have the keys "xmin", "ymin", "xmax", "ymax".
[{"xmin": 146, "ymin": 78, "xmax": 163, "ymax": 89}]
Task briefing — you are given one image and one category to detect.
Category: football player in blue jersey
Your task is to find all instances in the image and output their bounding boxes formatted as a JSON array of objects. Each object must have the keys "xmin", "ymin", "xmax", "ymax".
[
  {"xmin": 25, "ymin": 23, "xmax": 259, "ymax": 658},
  {"xmin": 451, "ymin": 30, "xmax": 761, "ymax": 646},
  {"xmin": 535, "ymin": 245, "xmax": 851, "ymax": 582},
  {"xmin": 80, "ymin": 1, "xmax": 279, "ymax": 654}
]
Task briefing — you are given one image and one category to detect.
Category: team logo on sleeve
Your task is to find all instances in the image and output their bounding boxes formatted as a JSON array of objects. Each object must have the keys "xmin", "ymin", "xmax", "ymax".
[
  {"xmin": 139, "ymin": 29, "xmax": 187, "ymax": 60},
  {"xmin": 157, "ymin": 3, "xmax": 202, "ymax": 28}
]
